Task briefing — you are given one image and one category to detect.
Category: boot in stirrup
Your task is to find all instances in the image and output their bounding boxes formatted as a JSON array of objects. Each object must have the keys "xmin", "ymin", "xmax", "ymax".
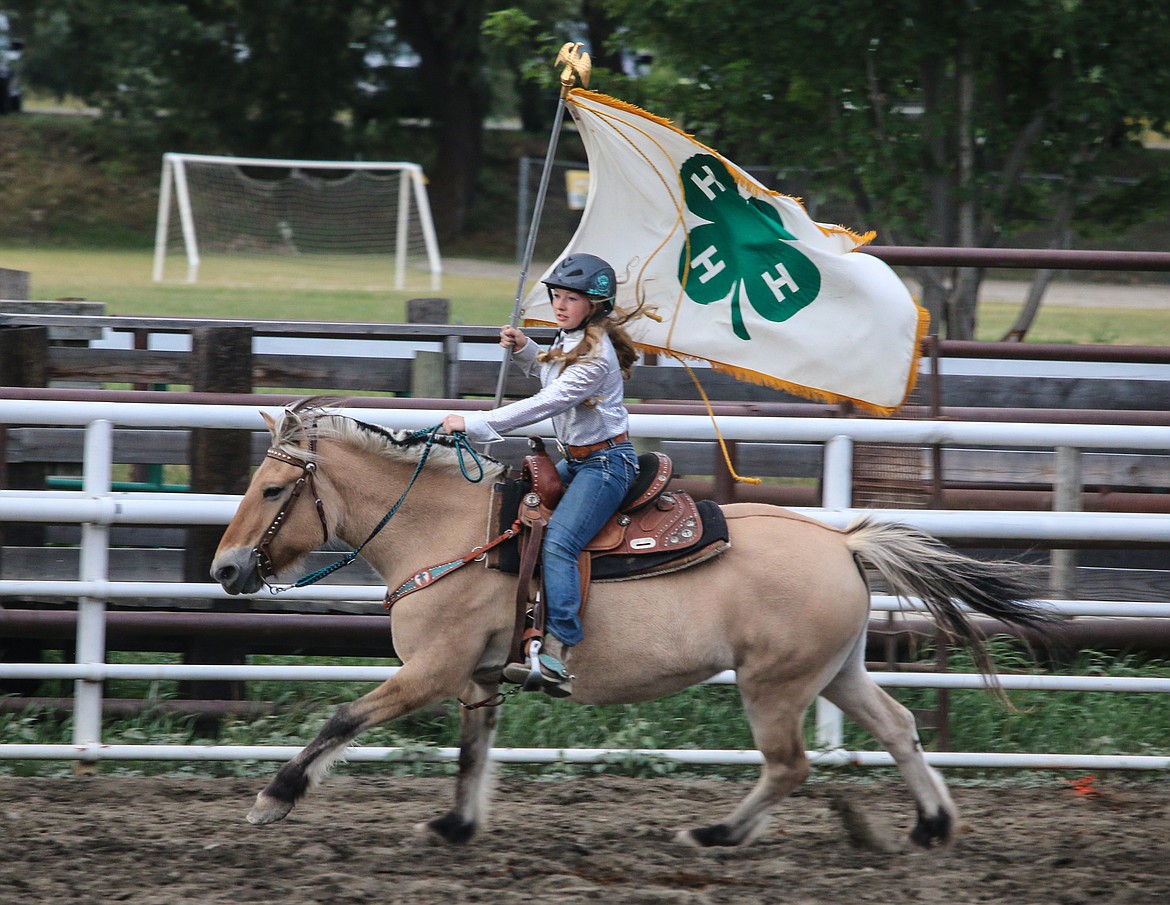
[{"xmin": 502, "ymin": 636, "xmax": 573, "ymax": 697}]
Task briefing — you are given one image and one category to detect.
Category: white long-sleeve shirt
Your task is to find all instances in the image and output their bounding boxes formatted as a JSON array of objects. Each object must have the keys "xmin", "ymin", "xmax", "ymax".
[{"xmin": 462, "ymin": 328, "xmax": 629, "ymax": 447}]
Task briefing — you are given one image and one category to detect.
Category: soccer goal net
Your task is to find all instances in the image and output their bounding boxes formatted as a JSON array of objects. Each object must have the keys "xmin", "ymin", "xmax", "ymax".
[{"xmin": 152, "ymin": 153, "xmax": 442, "ymax": 291}]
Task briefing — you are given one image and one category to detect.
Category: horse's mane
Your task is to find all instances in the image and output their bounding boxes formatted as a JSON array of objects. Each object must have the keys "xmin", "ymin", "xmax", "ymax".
[{"xmin": 271, "ymin": 397, "xmax": 507, "ymax": 480}]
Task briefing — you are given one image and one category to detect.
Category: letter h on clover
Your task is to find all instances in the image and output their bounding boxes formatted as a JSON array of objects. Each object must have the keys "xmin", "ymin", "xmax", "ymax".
[{"xmin": 677, "ymin": 154, "xmax": 822, "ymax": 341}]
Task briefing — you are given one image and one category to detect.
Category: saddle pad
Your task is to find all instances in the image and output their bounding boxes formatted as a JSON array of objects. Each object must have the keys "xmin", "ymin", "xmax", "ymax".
[{"xmin": 487, "ymin": 479, "xmax": 527, "ymax": 573}]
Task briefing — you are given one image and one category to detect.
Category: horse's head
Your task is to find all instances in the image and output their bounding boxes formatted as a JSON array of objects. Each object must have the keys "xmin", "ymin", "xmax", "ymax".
[
  {"xmin": 211, "ymin": 400, "xmax": 337, "ymax": 594},
  {"xmin": 211, "ymin": 398, "xmax": 505, "ymax": 595}
]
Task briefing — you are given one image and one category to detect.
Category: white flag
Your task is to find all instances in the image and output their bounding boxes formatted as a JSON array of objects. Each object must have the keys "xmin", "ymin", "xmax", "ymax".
[{"xmin": 520, "ymin": 89, "xmax": 929, "ymax": 415}]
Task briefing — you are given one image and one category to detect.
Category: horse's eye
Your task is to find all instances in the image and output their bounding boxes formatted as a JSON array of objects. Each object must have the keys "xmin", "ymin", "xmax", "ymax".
[{"xmin": 262, "ymin": 485, "xmax": 285, "ymax": 501}]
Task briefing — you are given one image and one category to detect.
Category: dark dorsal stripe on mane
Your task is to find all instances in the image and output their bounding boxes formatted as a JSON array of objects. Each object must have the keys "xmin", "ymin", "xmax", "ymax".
[{"xmin": 271, "ymin": 397, "xmax": 507, "ymax": 479}]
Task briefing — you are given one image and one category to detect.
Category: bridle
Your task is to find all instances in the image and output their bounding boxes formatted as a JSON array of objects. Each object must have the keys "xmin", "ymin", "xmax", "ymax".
[
  {"xmin": 253, "ymin": 437, "xmax": 330, "ymax": 585},
  {"xmin": 249, "ymin": 421, "xmax": 486, "ymax": 593}
]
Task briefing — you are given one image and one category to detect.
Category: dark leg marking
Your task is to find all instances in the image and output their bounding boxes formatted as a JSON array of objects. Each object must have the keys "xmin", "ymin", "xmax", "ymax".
[
  {"xmin": 909, "ymin": 806, "xmax": 952, "ymax": 848},
  {"xmin": 422, "ymin": 692, "xmax": 498, "ymax": 844},
  {"xmin": 264, "ymin": 707, "xmax": 364, "ymax": 806},
  {"xmin": 264, "ymin": 762, "xmax": 311, "ymax": 808}
]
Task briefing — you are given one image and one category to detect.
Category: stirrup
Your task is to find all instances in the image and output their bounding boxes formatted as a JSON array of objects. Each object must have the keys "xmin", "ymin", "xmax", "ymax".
[
  {"xmin": 501, "ymin": 637, "xmax": 547, "ymax": 691},
  {"xmin": 501, "ymin": 639, "xmax": 573, "ymax": 696}
]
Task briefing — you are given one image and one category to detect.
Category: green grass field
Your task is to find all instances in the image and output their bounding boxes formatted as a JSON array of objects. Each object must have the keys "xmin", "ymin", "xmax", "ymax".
[
  {"xmin": 1, "ymin": 247, "xmax": 520, "ymax": 325},
  {"xmin": 4, "ymin": 245, "xmax": 1169, "ymax": 345}
]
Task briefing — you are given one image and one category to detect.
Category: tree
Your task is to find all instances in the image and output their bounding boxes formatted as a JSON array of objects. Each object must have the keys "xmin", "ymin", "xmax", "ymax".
[
  {"xmin": 20, "ymin": 0, "xmax": 375, "ymax": 155},
  {"xmin": 391, "ymin": 0, "xmax": 490, "ymax": 240},
  {"xmin": 376, "ymin": 0, "xmax": 621, "ymax": 238},
  {"xmin": 606, "ymin": 0, "xmax": 1170, "ymax": 339},
  {"xmin": 168, "ymin": 0, "xmax": 374, "ymax": 157},
  {"xmin": 19, "ymin": 0, "xmax": 634, "ymax": 241},
  {"xmin": 21, "ymin": 1, "xmax": 495, "ymax": 236}
]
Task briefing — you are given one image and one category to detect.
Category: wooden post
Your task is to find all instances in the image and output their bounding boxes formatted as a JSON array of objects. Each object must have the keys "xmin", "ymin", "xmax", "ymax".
[
  {"xmin": 1051, "ymin": 445, "xmax": 1082, "ymax": 599},
  {"xmin": 407, "ymin": 297, "xmax": 455, "ymax": 398},
  {"xmin": 411, "ymin": 350, "xmax": 448, "ymax": 398},
  {"xmin": 129, "ymin": 328, "xmax": 163, "ymax": 486},
  {"xmin": 0, "ymin": 324, "xmax": 48, "ymax": 385},
  {"xmin": 0, "ymin": 326, "xmax": 49, "ymax": 547},
  {"xmin": 0, "ymin": 268, "xmax": 30, "ymax": 300},
  {"xmin": 183, "ymin": 326, "xmax": 253, "ymax": 706},
  {"xmin": 0, "ymin": 325, "xmax": 49, "ymax": 685}
]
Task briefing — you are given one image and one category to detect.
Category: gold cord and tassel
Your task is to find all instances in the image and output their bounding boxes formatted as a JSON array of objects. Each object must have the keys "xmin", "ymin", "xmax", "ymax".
[{"xmin": 675, "ymin": 356, "xmax": 762, "ymax": 486}]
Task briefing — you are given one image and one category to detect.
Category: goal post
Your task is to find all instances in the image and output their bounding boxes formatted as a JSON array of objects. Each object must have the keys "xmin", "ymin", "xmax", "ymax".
[{"xmin": 152, "ymin": 153, "xmax": 442, "ymax": 291}]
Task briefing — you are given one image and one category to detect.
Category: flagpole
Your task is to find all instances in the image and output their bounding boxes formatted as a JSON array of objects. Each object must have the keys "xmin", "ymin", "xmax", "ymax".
[{"xmin": 492, "ymin": 42, "xmax": 591, "ymax": 408}]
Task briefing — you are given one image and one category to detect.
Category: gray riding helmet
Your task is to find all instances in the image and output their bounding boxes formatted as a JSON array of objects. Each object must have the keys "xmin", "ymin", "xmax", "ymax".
[{"xmin": 542, "ymin": 253, "xmax": 617, "ymax": 316}]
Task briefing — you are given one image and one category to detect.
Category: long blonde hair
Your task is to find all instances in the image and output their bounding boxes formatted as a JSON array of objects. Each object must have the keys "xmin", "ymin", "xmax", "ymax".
[{"xmin": 538, "ymin": 307, "xmax": 639, "ymax": 379}]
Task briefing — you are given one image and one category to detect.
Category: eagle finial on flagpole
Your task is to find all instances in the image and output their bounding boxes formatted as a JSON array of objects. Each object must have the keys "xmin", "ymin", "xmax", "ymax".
[{"xmin": 555, "ymin": 41, "xmax": 591, "ymax": 96}]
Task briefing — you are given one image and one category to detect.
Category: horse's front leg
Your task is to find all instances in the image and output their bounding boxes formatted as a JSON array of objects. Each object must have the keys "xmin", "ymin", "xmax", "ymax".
[
  {"xmin": 247, "ymin": 658, "xmax": 466, "ymax": 826},
  {"xmin": 417, "ymin": 678, "xmax": 501, "ymax": 844}
]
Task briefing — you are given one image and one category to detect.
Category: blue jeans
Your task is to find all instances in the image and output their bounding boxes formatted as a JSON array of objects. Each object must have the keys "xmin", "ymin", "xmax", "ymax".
[{"xmin": 543, "ymin": 442, "xmax": 639, "ymax": 647}]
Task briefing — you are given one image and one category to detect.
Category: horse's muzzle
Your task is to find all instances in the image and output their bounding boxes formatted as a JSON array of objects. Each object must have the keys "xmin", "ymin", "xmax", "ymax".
[{"xmin": 210, "ymin": 548, "xmax": 264, "ymax": 595}]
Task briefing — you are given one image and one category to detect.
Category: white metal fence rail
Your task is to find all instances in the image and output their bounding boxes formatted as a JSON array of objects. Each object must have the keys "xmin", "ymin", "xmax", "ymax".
[{"xmin": 2, "ymin": 399, "xmax": 1169, "ymax": 770}]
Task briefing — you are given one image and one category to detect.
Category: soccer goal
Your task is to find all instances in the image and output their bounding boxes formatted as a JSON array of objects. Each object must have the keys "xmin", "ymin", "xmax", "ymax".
[{"xmin": 152, "ymin": 153, "xmax": 442, "ymax": 291}]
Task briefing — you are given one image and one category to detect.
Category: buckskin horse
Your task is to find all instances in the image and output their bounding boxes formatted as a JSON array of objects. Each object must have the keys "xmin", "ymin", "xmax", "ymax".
[{"xmin": 211, "ymin": 398, "xmax": 1049, "ymax": 848}]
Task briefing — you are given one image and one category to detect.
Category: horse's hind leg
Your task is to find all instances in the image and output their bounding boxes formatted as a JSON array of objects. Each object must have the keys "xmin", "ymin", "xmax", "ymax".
[
  {"xmin": 679, "ymin": 679, "xmax": 810, "ymax": 847},
  {"xmin": 821, "ymin": 642, "xmax": 958, "ymax": 848},
  {"xmin": 417, "ymin": 680, "xmax": 500, "ymax": 844}
]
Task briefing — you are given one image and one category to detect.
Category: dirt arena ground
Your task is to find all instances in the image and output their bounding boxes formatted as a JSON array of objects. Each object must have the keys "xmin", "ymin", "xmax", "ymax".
[{"xmin": 2, "ymin": 771, "xmax": 1168, "ymax": 904}]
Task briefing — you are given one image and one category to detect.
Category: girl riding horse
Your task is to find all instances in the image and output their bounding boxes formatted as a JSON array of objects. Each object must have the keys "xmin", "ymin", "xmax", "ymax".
[{"xmin": 441, "ymin": 253, "xmax": 640, "ymax": 696}]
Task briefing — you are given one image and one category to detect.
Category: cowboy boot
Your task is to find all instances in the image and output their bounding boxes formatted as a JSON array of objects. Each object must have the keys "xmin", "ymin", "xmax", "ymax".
[
  {"xmin": 537, "ymin": 636, "xmax": 573, "ymax": 698},
  {"xmin": 501, "ymin": 635, "xmax": 573, "ymax": 697}
]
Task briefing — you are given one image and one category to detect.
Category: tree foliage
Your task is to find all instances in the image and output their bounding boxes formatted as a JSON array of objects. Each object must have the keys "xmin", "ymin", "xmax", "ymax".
[
  {"xmin": 10, "ymin": 0, "xmax": 1170, "ymax": 333},
  {"xmin": 15, "ymin": 0, "xmax": 377, "ymax": 153},
  {"xmin": 605, "ymin": 0, "xmax": 1170, "ymax": 338},
  {"xmin": 14, "ymin": 0, "xmax": 500, "ymax": 236}
]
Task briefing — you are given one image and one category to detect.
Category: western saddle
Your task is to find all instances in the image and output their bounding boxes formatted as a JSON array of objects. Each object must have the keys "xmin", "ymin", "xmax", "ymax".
[{"xmin": 500, "ymin": 437, "xmax": 730, "ymax": 669}]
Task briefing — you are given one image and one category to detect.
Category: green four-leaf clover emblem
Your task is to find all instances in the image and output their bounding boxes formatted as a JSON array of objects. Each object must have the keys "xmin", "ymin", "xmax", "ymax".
[{"xmin": 677, "ymin": 154, "xmax": 821, "ymax": 340}]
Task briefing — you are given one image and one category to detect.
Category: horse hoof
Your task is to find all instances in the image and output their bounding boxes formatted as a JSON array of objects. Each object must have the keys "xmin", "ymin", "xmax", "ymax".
[
  {"xmin": 676, "ymin": 824, "xmax": 739, "ymax": 847},
  {"xmin": 909, "ymin": 808, "xmax": 954, "ymax": 848},
  {"xmin": 246, "ymin": 792, "xmax": 293, "ymax": 826},
  {"xmin": 415, "ymin": 812, "xmax": 477, "ymax": 845}
]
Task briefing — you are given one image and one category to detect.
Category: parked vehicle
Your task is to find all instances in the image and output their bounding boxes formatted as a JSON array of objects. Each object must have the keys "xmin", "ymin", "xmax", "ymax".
[{"xmin": 0, "ymin": 12, "xmax": 23, "ymax": 114}]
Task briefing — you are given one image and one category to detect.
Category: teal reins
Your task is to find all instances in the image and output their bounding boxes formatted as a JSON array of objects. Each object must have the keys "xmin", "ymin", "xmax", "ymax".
[{"xmin": 264, "ymin": 424, "xmax": 486, "ymax": 592}]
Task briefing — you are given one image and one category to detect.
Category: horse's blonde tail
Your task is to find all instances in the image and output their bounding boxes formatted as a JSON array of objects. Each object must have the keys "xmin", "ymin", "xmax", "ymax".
[{"xmin": 842, "ymin": 516, "xmax": 1054, "ymax": 689}]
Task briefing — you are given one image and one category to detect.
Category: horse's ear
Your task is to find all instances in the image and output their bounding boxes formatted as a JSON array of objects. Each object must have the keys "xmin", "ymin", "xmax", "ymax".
[{"xmin": 261, "ymin": 410, "xmax": 278, "ymax": 436}]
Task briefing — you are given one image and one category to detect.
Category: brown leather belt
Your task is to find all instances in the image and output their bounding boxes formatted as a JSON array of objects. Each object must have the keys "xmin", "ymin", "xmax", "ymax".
[{"xmin": 566, "ymin": 432, "xmax": 629, "ymax": 458}]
